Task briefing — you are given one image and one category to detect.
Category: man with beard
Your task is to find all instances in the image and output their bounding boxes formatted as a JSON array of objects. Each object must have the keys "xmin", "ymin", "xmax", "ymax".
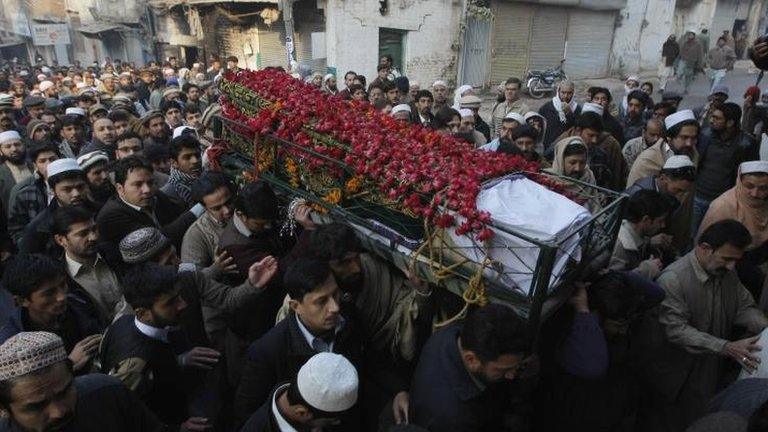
[
  {"xmin": 0, "ymin": 95, "xmax": 18, "ymax": 134},
  {"xmin": 637, "ymin": 220, "xmax": 767, "ymax": 430},
  {"xmin": 691, "ymin": 102, "xmax": 757, "ymax": 235},
  {"xmin": 183, "ymin": 105, "xmax": 203, "ymax": 131},
  {"xmin": 76, "ymin": 151, "xmax": 113, "ymax": 209},
  {"xmin": 58, "ymin": 114, "xmax": 86, "ymax": 157},
  {"xmin": 539, "ymin": 80, "xmax": 579, "ymax": 149},
  {"xmin": 18, "ymin": 159, "xmax": 99, "ymax": 256},
  {"xmin": 79, "ymin": 118, "xmax": 116, "ymax": 160},
  {"xmin": 623, "ymin": 118, "xmax": 664, "ymax": 169},
  {"xmin": 7, "ymin": 142, "xmax": 59, "ymax": 244},
  {"xmin": 458, "ymin": 109, "xmax": 487, "ymax": 147},
  {"xmin": 0, "ymin": 332, "xmax": 165, "ymax": 432},
  {"xmin": 140, "ymin": 110, "xmax": 169, "ymax": 148},
  {"xmin": 183, "ymin": 83, "xmax": 207, "ymax": 113},
  {"xmin": 273, "ymin": 222, "xmax": 433, "ymax": 427},
  {"xmin": 587, "ymin": 87, "xmax": 625, "ymax": 144},
  {"xmin": 480, "ymin": 112, "xmax": 525, "ymax": 152},
  {"xmin": 629, "ymin": 111, "xmax": 700, "ymax": 251},
  {"xmin": 410, "ymin": 304, "xmax": 529, "ymax": 431},
  {"xmin": 498, "ymin": 125, "xmax": 543, "ymax": 163},
  {"xmin": 20, "ymin": 96, "xmax": 45, "ymax": 127},
  {"xmin": 431, "ymin": 80, "xmax": 449, "ymax": 114},
  {"xmin": 0, "ymin": 131, "xmax": 32, "ymax": 214},
  {"xmin": 160, "ymin": 135, "xmax": 202, "ymax": 208},
  {"xmin": 0, "ymin": 255, "xmax": 103, "ymax": 375},
  {"xmin": 100, "ymin": 257, "xmax": 277, "ymax": 430},
  {"xmin": 621, "ymin": 90, "xmax": 649, "ymax": 142}
]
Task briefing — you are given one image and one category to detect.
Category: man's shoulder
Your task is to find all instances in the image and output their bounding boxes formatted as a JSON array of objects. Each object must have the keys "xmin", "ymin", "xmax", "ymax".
[
  {"xmin": 75, "ymin": 373, "xmax": 128, "ymax": 396},
  {"xmin": 247, "ymin": 318, "xmax": 291, "ymax": 358},
  {"xmin": 96, "ymin": 197, "xmax": 132, "ymax": 220}
]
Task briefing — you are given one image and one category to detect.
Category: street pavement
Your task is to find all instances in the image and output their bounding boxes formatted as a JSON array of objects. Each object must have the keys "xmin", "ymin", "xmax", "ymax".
[{"xmin": 478, "ymin": 60, "xmax": 763, "ymax": 120}]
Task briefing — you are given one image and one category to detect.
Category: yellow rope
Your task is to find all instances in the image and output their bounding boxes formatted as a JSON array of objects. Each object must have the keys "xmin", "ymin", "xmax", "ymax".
[{"xmin": 408, "ymin": 219, "xmax": 491, "ymax": 328}]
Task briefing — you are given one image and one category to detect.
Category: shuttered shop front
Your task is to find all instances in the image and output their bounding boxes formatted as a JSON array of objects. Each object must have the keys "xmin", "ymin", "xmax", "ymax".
[
  {"xmin": 489, "ymin": 1, "xmax": 619, "ymax": 81},
  {"xmin": 489, "ymin": 2, "xmax": 532, "ymax": 84},
  {"xmin": 565, "ymin": 10, "xmax": 616, "ymax": 79},
  {"xmin": 258, "ymin": 21, "xmax": 287, "ymax": 69}
]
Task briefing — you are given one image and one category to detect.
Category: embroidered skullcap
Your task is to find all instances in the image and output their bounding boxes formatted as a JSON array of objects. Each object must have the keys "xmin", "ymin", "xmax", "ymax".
[
  {"xmin": 432, "ymin": 80, "xmax": 447, "ymax": 88},
  {"xmin": 0, "ymin": 94, "xmax": 13, "ymax": 108},
  {"xmin": 458, "ymin": 108, "xmax": 474, "ymax": 118},
  {"xmin": 459, "ymin": 95, "xmax": 482, "ymax": 109},
  {"xmin": 297, "ymin": 353, "xmax": 358, "ymax": 413},
  {"xmin": 46, "ymin": 158, "xmax": 82, "ymax": 179},
  {"xmin": 626, "ymin": 75, "xmax": 639, "ymax": 83},
  {"xmin": 663, "ymin": 155, "xmax": 695, "ymax": 170},
  {"xmin": 65, "ymin": 107, "xmax": 86, "ymax": 117},
  {"xmin": 77, "ymin": 151, "xmax": 109, "ymax": 172},
  {"xmin": 0, "ymin": 332, "xmax": 67, "ymax": 381},
  {"xmin": 740, "ymin": 161, "xmax": 768, "ymax": 175},
  {"xmin": 664, "ymin": 109, "xmax": 696, "ymax": 130},
  {"xmin": 119, "ymin": 227, "xmax": 172, "ymax": 264},
  {"xmin": 581, "ymin": 102, "xmax": 604, "ymax": 116},
  {"xmin": 391, "ymin": 104, "xmax": 412, "ymax": 114},
  {"xmin": 0, "ymin": 131, "xmax": 21, "ymax": 145},
  {"xmin": 504, "ymin": 112, "xmax": 525, "ymax": 124},
  {"xmin": 39, "ymin": 81, "xmax": 55, "ymax": 92}
]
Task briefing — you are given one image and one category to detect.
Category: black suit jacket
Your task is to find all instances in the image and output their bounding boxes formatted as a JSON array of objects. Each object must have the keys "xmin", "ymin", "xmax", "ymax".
[
  {"xmin": 96, "ymin": 192, "xmax": 196, "ymax": 251},
  {"xmin": 233, "ymin": 313, "xmax": 363, "ymax": 427}
]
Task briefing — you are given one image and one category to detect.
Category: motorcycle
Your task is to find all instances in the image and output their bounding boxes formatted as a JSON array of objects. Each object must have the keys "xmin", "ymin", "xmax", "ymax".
[{"xmin": 525, "ymin": 59, "xmax": 568, "ymax": 99}]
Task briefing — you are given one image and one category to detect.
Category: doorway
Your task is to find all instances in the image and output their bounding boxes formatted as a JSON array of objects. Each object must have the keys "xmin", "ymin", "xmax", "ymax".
[{"xmin": 379, "ymin": 28, "xmax": 406, "ymax": 74}]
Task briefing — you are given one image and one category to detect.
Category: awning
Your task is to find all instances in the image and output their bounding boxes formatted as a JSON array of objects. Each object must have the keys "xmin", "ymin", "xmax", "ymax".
[{"xmin": 76, "ymin": 23, "xmax": 128, "ymax": 37}]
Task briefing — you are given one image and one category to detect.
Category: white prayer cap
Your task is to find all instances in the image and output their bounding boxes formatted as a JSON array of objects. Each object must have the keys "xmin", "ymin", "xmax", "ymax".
[
  {"xmin": 0, "ymin": 332, "xmax": 67, "ymax": 381},
  {"xmin": 18, "ymin": 70, "xmax": 29, "ymax": 77},
  {"xmin": 192, "ymin": 62, "xmax": 201, "ymax": 69},
  {"xmin": 581, "ymin": 102, "xmax": 604, "ymax": 116},
  {"xmin": 686, "ymin": 29, "xmax": 697, "ymax": 34},
  {"xmin": 626, "ymin": 75, "xmax": 640, "ymax": 83},
  {"xmin": 75, "ymin": 82, "xmax": 87, "ymax": 89},
  {"xmin": 41, "ymin": 66, "xmax": 51, "ymax": 74},
  {"xmin": 740, "ymin": 160, "xmax": 768, "ymax": 175},
  {"xmin": 391, "ymin": 104, "xmax": 412, "ymax": 115},
  {"xmin": 39, "ymin": 81, "xmax": 55, "ymax": 92},
  {"xmin": 172, "ymin": 125, "xmax": 197, "ymax": 140},
  {"xmin": 65, "ymin": 107, "xmax": 86, "ymax": 117},
  {"xmin": 504, "ymin": 112, "xmax": 526, "ymax": 124},
  {"xmin": 458, "ymin": 108, "xmax": 474, "ymax": 118},
  {"xmin": 524, "ymin": 111, "xmax": 544, "ymax": 121},
  {"xmin": 47, "ymin": 158, "xmax": 82, "ymax": 179},
  {"xmin": 664, "ymin": 109, "xmax": 696, "ymax": 130},
  {"xmin": 36, "ymin": 73, "xmax": 46, "ymax": 82},
  {"xmin": 456, "ymin": 84, "xmax": 473, "ymax": 96},
  {"xmin": 432, "ymin": 80, "xmax": 447, "ymax": 88},
  {"xmin": 663, "ymin": 155, "xmax": 695, "ymax": 170},
  {"xmin": 323, "ymin": 73, "xmax": 335, "ymax": 81},
  {"xmin": 409, "ymin": 81, "xmax": 420, "ymax": 88},
  {"xmin": 0, "ymin": 131, "xmax": 21, "ymax": 145},
  {"xmin": 297, "ymin": 353, "xmax": 358, "ymax": 413}
]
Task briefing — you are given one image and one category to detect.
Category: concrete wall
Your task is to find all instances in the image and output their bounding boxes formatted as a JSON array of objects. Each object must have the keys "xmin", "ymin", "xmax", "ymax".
[
  {"xmin": 610, "ymin": 0, "xmax": 676, "ymax": 75},
  {"xmin": 673, "ymin": 0, "xmax": 715, "ymax": 35},
  {"xmin": 325, "ymin": 0, "xmax": 463, "ymax": 87}
]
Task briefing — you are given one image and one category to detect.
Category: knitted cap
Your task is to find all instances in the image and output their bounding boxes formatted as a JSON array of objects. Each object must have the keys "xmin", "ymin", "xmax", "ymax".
[
  {"xmin": 77, "ymin": 151, "xmax": 109, "ymax": 172},
  {"xmin": 119, "ymin": 227, "xmax": 172, "ymax": 264},
  {"xmin": 0, "ymin": 332, "xmax": 68, "ymax": 381}
]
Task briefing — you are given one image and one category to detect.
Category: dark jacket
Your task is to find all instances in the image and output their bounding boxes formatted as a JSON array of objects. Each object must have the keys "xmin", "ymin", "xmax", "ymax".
[
  {"xmin": 695, "ymin": 128, "xmax": 758, "ymax": 200},
  {"xmin": 662, "ymin": 40, "xmax": 680, "ymax": 67},
  {"xmin": 7, "ymin": 173, "xmax": 47, "ymax": 244},
  {"xmin": 476, "ymin": 115, "xmax": 491, "ymax": 141},
  {"xmin": 18, "ymin": 200, "xmax": 101, "ymax": 256},
  {"xmin": 239, "ymin": 386, "xmax": 282, "ymax": 432},
  {"xmin": 96, "ymin": 193, "xmax": 196, "ymax": 251},
  {"xmin": 100, "ymin": 314, "xmax": 191, "ymax": 427},
  {"xmin": 410, "ymin": 324, "xmax": 510, "ymax": 432},
  {"xmin": 0, "ymin": 374, "xmax": 166, "ymax": 432},
  {"xmin": 233, "ymin": 313, "xmax": 363, "ymax": 427},
  {"xmin": 0, "ymin": 282, "xmax": 104, "ymax": 354},
  {"xmin": 603, "ymin": 112, "xmax": 625, "ymax": 145},
  {"xmin": 539, "ymin": 100, "xmax": 579, "ymax": 150}
]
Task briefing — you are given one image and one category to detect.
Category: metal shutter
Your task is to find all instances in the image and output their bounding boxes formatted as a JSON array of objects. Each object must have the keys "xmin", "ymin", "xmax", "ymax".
[
  {"xmin": 459, "ymin": 18, "xmax": 491, "ymax": 87},
  {"xmin": 529, "ymin": 7, "xmax": 567, "ymax": 71},
  {"xmin": 565, "ymin": 10, "xmax": 615, "ymax": 79},
  {"xmin": 489, "ymin": 2, "xmax": 533, "ymax": 84},
  {"xmin": 258, "ymin": 21, "xmax": 287, "ymax": 69}
]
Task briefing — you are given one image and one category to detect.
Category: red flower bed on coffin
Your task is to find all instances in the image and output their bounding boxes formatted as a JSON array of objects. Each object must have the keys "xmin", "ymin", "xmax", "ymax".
[{"xmin": 220, "ymin": 69, "xmax": 560, "ymax": 241}]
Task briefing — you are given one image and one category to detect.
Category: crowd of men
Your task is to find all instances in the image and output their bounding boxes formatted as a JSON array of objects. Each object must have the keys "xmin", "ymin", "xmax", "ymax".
[{"xmin": 0, "ymin": 39, "xmax": 767, "ymax": 432}]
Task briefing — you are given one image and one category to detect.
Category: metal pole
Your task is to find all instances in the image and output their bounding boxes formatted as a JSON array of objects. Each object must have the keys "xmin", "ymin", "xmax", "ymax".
[{"xmin": 280, "ymin": 0, "xmax": 296, "ymax": 67}]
